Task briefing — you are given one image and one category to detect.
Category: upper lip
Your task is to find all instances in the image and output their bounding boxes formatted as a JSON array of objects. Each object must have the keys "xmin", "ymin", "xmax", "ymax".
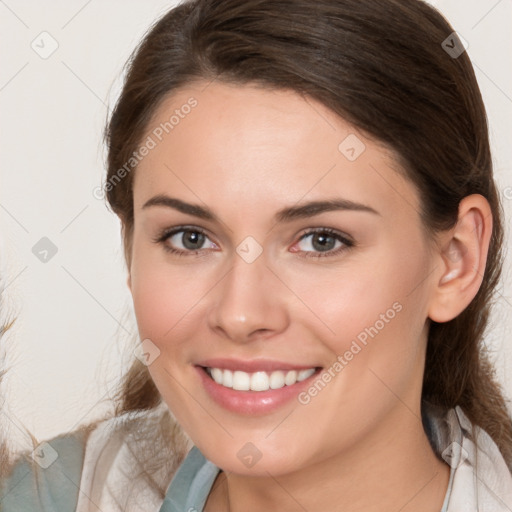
[{"xmin": 196, "ymin": 358, "xmax": 321, "ymax": 373}]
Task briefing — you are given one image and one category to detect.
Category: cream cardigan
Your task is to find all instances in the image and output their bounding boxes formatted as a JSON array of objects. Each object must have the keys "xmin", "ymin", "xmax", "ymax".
[{"xmin": 2, "ymin": 402, "xmax": 512, "ymax": 511}]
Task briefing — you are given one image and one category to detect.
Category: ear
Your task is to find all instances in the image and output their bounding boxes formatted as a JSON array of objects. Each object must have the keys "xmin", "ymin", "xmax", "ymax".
[{"xmin": 427, "ymin": 194, "xmax": 492, "ymax": 323}]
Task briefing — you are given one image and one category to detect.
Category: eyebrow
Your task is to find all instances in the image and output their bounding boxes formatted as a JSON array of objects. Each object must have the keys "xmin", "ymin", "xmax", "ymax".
[
  {"xmin": 142, "ymin": 195, "xmax": 380, "ymax": 222},
  {"xmin": 143, "ymin": 195, "xmax": 217, "ymax": 220},
  {"xmin": 275, "ymin": 198, "xmax": 380, "ymax": 221}
]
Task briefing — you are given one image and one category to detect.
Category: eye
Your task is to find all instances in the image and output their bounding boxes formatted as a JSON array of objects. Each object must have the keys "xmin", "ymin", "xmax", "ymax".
[
  {"xmin": 292, "ymin": 228, "xmax": 354, "ymax": 258},
  {"xmin": 154, "ymin": 226, "xmax": 218, "ymax": 256}
]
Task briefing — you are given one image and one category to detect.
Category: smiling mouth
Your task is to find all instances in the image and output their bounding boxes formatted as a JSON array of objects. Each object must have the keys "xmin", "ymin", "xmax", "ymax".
[{"xmin": 201, "ymin": 366, "xmax": 322, "ymax": 392}]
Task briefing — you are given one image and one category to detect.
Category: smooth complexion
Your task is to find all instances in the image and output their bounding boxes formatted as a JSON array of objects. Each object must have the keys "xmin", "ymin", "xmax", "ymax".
[{"xmin": 127, "ymin": 81, "xmax": 491, "ymax": 512}]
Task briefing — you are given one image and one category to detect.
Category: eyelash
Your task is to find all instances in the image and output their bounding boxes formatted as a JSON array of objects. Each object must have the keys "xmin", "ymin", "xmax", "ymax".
[
  {"xmin": 153, "ymin": 226, "xmax": 213, "ymax": 258},
  {"xmin": 294, "ymin": 228, "xmax": 354, "ymax": 259},
  {"xmin": 152, "ymin": 225, "xmax": 354, "ymax": 259}
]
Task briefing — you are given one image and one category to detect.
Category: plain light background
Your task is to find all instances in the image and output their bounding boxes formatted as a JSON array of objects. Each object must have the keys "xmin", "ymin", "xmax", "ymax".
[{"xmin": 0, "ymin": 0, "xmax": 511, "ymax": 449}]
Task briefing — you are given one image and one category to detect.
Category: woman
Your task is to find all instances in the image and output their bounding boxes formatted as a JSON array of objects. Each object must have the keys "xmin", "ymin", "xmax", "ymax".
[{"xmin": 2, "ymin": 0, "xmax": 511, "ymax": 510}]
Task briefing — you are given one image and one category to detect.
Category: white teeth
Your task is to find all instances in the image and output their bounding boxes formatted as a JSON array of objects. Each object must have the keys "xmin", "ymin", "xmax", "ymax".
[
  {"xmin": 269, "ymin": 371, "xmax": 285, "ymax": 389},
  {"xmin": 206, "ymin": 367, "xmax": 317, "ymax": 391},
  {"xmin": 223, "ymin": 369, "xmax": 233, "ymax": 388},
  {"xmin": 250, "ymin": 371, "xmax": 269, "ymax": 391},
  {"xmin": 297, "ymin": 368, "xmax": 315, "ymax": 381},
  {"xmin": 284, "ymin": 370, "xmax": 297, "ymax": 386},
  {"xmin": 233, "ymin": 370, "xmax": 250, "ymax": 391},
  {"xmin": 211, "ymin": 367, "xmax": 223, "ymax": 384}
]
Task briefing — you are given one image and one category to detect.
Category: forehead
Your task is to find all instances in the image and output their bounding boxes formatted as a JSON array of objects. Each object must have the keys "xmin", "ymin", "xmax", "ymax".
[{"xmin": 133, "ymin": 81, "xmax": 421, "ymax": 223}]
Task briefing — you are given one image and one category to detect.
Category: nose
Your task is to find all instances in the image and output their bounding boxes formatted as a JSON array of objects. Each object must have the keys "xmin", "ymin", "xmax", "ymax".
[{"xmin": 207, "ymin": 252, "xmax": 290, "ymax": 343}]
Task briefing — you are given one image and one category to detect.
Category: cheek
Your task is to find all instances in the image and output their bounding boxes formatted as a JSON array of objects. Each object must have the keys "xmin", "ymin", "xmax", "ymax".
[
  {"xmin": 131, "ymin": 266, "xmax": 201, "ymax": 343},
  {"xmin": 129, "ymin": 239, "xmax": 193, "ymax": 341},
  {"xmin": 287, "ymin": 246, "xmax": 427, "ymax": 336},
  {"xmin": 283, "ymin": 243, "xmax": 432, "ymax": 392}
]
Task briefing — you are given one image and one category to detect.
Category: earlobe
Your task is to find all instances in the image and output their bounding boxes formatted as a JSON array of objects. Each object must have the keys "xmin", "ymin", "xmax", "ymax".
[{"xmin": 428, "ymin": 194, "xmax": 492, "ymax": 323}]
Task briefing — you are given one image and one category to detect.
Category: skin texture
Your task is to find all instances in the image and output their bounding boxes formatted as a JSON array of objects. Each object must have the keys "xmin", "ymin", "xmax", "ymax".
[{"xmin": 127, "ymin": 81, "xmax": 492, "ymax": 511}]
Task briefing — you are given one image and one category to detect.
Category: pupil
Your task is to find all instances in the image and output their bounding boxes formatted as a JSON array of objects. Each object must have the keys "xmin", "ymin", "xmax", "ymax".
[
  {"xmin": 183, "ymin": 231, "xmax": 204, "ymax": 249},
  {"xmin": 312, "ymin": 233, "xmax": 334, "ymax": 252}
]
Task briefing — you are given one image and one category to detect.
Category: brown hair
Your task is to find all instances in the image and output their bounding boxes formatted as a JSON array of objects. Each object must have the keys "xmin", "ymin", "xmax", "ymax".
[
  {"xmin": 0, "ymin": 295, "xmax": 16, "ymax": 477},
  {"xmin": 104, "ymin": 0, "xmax": 512, "ymax": 467}
]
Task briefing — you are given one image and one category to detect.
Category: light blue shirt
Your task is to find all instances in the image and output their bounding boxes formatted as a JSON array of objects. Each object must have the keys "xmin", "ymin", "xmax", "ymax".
[
  {"xmin": 157, "ymin": 444, "xmax": 455, "ymax": 512},
  {"xmin": 3, "ymin": 403, "xmax": 512, "ymax": 511}
]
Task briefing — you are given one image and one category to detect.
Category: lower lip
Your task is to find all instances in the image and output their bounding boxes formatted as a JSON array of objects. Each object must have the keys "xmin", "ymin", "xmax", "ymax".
[{"xmin": 195, "ymin": 366, "xmax": 322, "ymax": 415}]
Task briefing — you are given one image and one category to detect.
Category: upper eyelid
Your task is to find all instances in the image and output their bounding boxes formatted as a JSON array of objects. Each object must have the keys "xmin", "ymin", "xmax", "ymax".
[
  {"xmin": 157, "ymin": 225, "xmax": 216, "ymax": 244},
  {"xmin": 158, "ymin": 225, "xmax": 209, "ymax": 237},
  {"xmin": 297, "ymin": 227, "xmax": 353, "ymax": 242}
]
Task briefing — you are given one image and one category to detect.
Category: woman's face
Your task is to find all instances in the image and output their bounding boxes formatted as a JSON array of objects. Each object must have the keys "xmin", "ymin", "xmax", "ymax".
[{"xmin": 128, "ymin": 81, "xmax": 440, "ymax": 475}]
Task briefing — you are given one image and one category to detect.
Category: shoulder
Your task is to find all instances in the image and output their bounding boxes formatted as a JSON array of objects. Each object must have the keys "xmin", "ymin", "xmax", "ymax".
[
  {"xmin": 1, "ymin": 427, "xmax": 90, "ymax": 511},
  {"xmin": 76, "ymin": 402, "xmax": 193, "ymax": 511},
  {"xmin": 423, "ymin": 402, "xmax": 512, "ymax": 510},
  {"xmin": 450, "ymin": 406, "xmax": 512, "ymax": 510},
  {"xmin": 1, "ymin": 403, "xmax": 193, "ymax": 512}
]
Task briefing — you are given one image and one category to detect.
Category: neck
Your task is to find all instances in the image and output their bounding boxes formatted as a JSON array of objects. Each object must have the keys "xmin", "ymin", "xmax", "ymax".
[{"xmin": 205, "ymin": 404, "xmax": 450, "ymax": 512}]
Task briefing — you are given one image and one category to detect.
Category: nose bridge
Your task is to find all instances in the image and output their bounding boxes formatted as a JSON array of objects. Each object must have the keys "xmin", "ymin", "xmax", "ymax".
[{"xmin": 208, "ymin": 248, "xmax": 288, "ymax": 342}]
